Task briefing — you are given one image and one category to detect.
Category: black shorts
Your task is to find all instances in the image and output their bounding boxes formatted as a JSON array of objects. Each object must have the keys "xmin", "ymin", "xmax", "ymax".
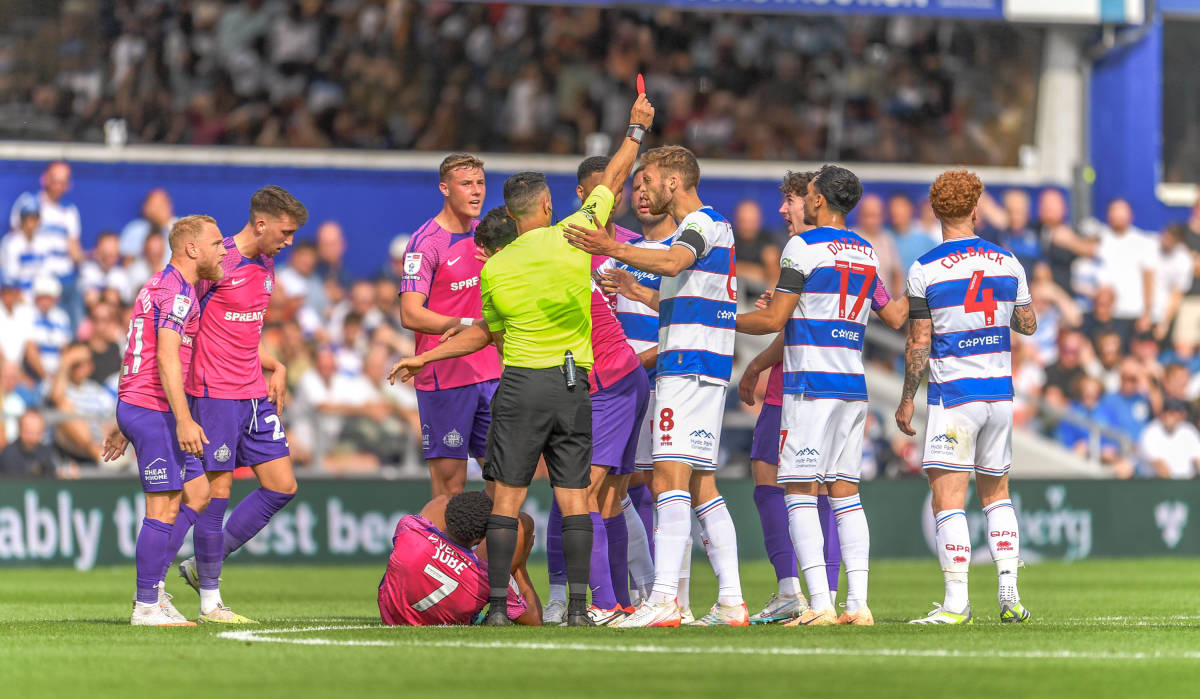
[{"xmin": 484, "ymin": 366, "xmax": 592, "ymax": 490}]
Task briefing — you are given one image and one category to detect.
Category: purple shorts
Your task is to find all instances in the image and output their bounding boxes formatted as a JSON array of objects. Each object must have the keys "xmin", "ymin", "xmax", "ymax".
[
  {"xmin": 116, "ymin": 401, "xmax": 205, "ymax": 492},
  {"xmin": 188, "ymin": 396, "xmax": 291, "ymax": 471},
  {"xmin": 591, "ymin": 368, "xmax": 650, "ymax": 475},
  {"xmin": 416, "ymin": 380, "xmax": 497, "ymax": 460},
  {"xmin": 750, "ymin": 402, "xmax": 783, "ymax": 466}
]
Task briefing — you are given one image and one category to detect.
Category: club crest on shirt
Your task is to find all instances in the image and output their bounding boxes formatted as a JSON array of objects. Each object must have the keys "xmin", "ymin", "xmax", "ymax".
[
  {"xmin": 443, "ymin": 428, "xmax": 464, "ymax": 449},
  {"xmin": 214, "ymin": 443, "xmax": 232, "ymax": 463}
]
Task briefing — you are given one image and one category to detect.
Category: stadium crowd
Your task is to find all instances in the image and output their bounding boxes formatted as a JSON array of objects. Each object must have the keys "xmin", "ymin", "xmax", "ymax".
[
  {"xmin": 0, "ymin": 159, "xmax": 1197, "ymax": 481},
  {"xmin": 0, "ymin": 1, "xmax": 1037, "ymax": 165}
]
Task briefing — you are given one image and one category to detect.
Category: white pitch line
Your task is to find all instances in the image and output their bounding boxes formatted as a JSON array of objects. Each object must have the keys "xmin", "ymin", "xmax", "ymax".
[{"xmin": 217, "ymin": 625, "xmax": 1200, "ymax": 661}]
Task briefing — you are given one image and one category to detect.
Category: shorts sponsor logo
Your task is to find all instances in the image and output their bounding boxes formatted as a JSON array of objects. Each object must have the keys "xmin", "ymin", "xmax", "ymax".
[
  {"xmin": 443, "ymin": 428, "xmax": 464, "ymax": 449},
  {"xmin": 688, "ymin": 428, "xmax": 714, "ymax": 453},
  {"xmin": 931, "ymin": 433, "xmax": 958, "ymax": 444},
  {"xmin": 929, "ymin": 427, "xmax": 966, "ymax": 458},
  {"xmin": 659, "ymin": 434, "xmax": 672, "ymax": 446},
  {"xmin": 144, "ymin": 458, "xmax": 168, "ymax": 484},
  {"xmin": 215, "ymin": 444, "xmax": 232, "ymax": 463},
  {"xmin": 795, "ymin": 446, "xmax": 819, "ymax": 467},
  {"xmin": 421, "ymin": 424, "xmax": 431, "ymax": 449},
  {"xmin": 404, "ymin": 253, "xmax": 423, "ymax": 279},
  {"xmin": 689, "ymin": 429, "xmax": 715, "ymax": 440}
]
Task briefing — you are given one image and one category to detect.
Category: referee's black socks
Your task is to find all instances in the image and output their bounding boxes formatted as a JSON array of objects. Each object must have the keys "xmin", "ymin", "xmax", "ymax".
[
  {"xmin": 561, "ymin": 514, "xmax": 593, "ymax": 616},
  {"xmin": 485, "ymin": 514, "xmax": 518, "ymax": 621}
]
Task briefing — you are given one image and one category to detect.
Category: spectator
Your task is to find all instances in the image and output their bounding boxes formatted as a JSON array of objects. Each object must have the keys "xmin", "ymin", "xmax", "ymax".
[
  {"xmin": 292, "ymin": 345, "xmax": 377, "ymax": 472},
  {"xmin": 0, "ymin": 201, "xmax": 65, "ymax": 298},
  {"xmin": 0, "ymin": 276, "xmax": 44, "ymax": 383},
  {"xmin": 79, "ymin": 231, "xmax": 134, "ymax": 306},
  {"xmin": 1044, "ymin": 330, "xmax": 1093, "ymax": 410},
  {"xmin": 347, "ymin": 343, "xmax": 422, "ymax": 465},
  {"xmin": 8, "ymin": 161, "xmax": 83, "ymax": 267},
  {"xmin": 1100, "ymin": 358, "xmax": 1153, "ymax": 441},
  {"xmin": 1027, "ymin": 265, "xmax": 1081, "ymax": 365},
  {"xmin": 1037, "ymin": 188, "xmax": 1092, "ymax": 294},
  {"xmin": 30, "ymin": 276, "xmax": 72, "ymax": 380},
  {"xmin": 1152, "ymin": 223, "xmax": 1194, "ymax": 342},
  {"xmin": 0, "ymin": 410, "xmax": 57, "ymax": 478},
  {"xmin": 277, "ymin": 240, "xmax": 327, "ymax": 316},
  {"xmin": 47, "ymin": 343, "xmax": 117, "ymax": 465},
  {"xmin": 979, "ymin": 188, "xmax": 1041, "ymax": 276},
  {"xmin": 1055, "ymin": 375, "xmax": 1132, "ymax": 478},
  {"xmin": 316, "ymin": 221, "xmax": 351, "ymax": 289},
  {"xmin": 327, "ymin": 279, "xmax": 382, "ymax": 344},
  {"xmin": 0, "ymin": 362, "xmax": 31, "ymax": 444},
  {"xmin": 1130, "ymin": 330, "xmax": 1165, "ymax": 384},
  {"xmin": 1080, "ymin": 287, "xmax": 1123, "ymax": 347},
  {"xmin": 126, "ymin": 227, "xmax": 167, "ymax": 290},
  {"xmin": 1138, "ymin": 399, "xmax": 1200, "ymax": 479},
  {"xmin": 1094, "ymin": 199, "xmax": 1155, "ymax": 340},
  {"xmin": 79, "ymin": 302, "xmax": 124, "ymax": 391},
  {"xmin": 1161, "ymin": 363, "xmax": 1200, "ymax": 423},
  {"xmin": 853, "ymin": 193, "xmax": 903, "ymax": 295},
  {"xmin": 1094, "ymin": 331, "xmax": 1124, "ymax": 393},
  {"xmin": 887, "ymin": 193, "xmax": 936, "ymax": 274},
  {"xmin": 731, "ymin": 200, "xmax": 779, "ymax": 298},
  {"xmin": 118, "ymin": 188, "xmax": 175, "ymax": 262}
]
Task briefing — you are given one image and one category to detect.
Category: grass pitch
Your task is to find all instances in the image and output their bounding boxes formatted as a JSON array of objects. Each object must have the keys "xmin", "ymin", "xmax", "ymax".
[{"xmin": 2, "ymin": 558, "xmax": 1197, "ymax": 698}]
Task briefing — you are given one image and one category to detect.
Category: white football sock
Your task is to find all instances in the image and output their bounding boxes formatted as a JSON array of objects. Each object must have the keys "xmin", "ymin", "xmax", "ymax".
[
  {"xmin": 983, "ymin": 499, "xmax": 1021, "ymax": 604},
  {"xmin": 695, "ymin": 497, "xmax": 744, "ymax": 606},
  {"xmin": 622, "ymin": 496, "xmax": 655, "ymax": 596},
  {"xmin": 200, "ymin": 587, "xmax": 223, "ymax": 615},
  {"xmin": 676, "ymin": 540, "xmax": 691, "ymax": 611},
  {"xmin": 935, "ymin": 509, "xmax": 970, "ymax": 612},
  {"xmin": 786, "ymin": 493, "xmax": 830, "ymax": 611},
  {"xmin": 831, "ymin": 494, "xmax": 870, "ymax": 613},
  {"xmin": 779, "ymin": 576, "xmax": 802, "ymax": 599},
  {"xmin": 648, "ymin": 490, "xmax": 690, "ymax": 605},
  {"xmin": 548, "ymin": 584, "xmax": 567, "ymax": 604}
]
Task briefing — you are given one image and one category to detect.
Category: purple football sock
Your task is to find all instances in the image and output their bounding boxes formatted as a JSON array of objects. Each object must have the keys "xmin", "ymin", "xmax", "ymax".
[
  {"xmin": 818, "ymin": 494, "xmax": 841, "ymax": 592},
  {"xmin": 753, "ymin": 485, "xmax": 798, "ymax": 582},
  {"xmin": 135, "ymin": 517, "xmax": 171, "ymax": 604},
  {"xmin": 588, "ymin": 512, "xmax": 617, "ymax": 610},
  {"xmin": 195, "ymin": 497, "xmax": 228, "ymax": 590},
  {"xmin": 223, "ymin": 488, "xmax": 295, "ymax": 558},
  {"xmin": 160, "ymin": 504, "xmax": 199, "ymax": 581},
  {"xmin": 627, "ymin": 484, "xmax": 655, "ymax": 557},
  {"xmin": 604, "ymin": 513, "xmax": 630, "ymax": 608},
  {"xmin": 546, "ymin": 499, "xmax": 566, "ymax": 587}
]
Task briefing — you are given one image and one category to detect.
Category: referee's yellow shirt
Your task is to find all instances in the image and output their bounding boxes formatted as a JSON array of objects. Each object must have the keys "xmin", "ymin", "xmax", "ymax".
[{"xmin": 480, "ymin": 185, "xmax": 615, "ymax": 371}]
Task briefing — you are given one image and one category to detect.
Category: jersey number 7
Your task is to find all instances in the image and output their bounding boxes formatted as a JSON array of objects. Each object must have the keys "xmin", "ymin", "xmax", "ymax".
[
  {"xmin": 411, "ymin": 563, "xmax": 459, "ymax": 612},
  {"xmin": 963, "ymin": 270, "xmax": 997, "ymax": 326},
  {"xmin": 834, "ymin": 261, "xmax": 876, "ymax": 319}
]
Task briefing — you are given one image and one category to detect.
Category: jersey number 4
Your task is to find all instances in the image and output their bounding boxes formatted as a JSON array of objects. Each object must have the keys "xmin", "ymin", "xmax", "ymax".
[
  {"xmin": 411, "ymin": 563, "xmax": 459, "ymax": 612},
  {"xmin": 834, "ymin": 261, "xmax": 876, "ymax": 319},
  {"xmin": 963, "ymin": 270, "xmax": 998, "ymax": 325}
]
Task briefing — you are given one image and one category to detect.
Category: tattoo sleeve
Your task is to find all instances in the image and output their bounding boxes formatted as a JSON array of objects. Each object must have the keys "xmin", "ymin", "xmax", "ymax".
[
  {"xmin": 1010, "ymin": 304, "xmax": 1037, "ymax": 336},
  {"xmin": 901, "ymin": 318, "xmax": 933, "ymax": 402}
]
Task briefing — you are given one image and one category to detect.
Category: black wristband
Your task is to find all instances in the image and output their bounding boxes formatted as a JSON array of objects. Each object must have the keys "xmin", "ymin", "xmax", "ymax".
[{"xmin": 627, "ymin": 123, "xmax": 647, "ymax": 144}]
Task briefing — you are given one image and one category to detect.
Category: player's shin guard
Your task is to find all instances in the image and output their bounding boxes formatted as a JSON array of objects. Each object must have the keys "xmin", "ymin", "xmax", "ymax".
[
  {"xmin": 934, "ymin": 509, "xmax": 970, "ymax": 612},
  {"xmin": 983, "ymin": 499, "xmax": 1021, "ymax": 604},
  {"xmin": 830, "ymin": 495, "xmax": 869, "ymax": 614},
  {"xmin": 753, "ymin": 486, "xmax": 798, "ymax": 587},
  {"xmin": 588, "ymin": 512, "xmax": 618, "ymax": 610},
  {"xmin": 195, "ymin": 497, "xmax": 228, "ymax": 592},
  {"xmin": 622, "ymin": 496, "xmax": 655, "ymax": 599},
  {"xmin": 561, "ymin": 514, "xmax": 593, "ymax": 616},
  {"xmin": 818, "ymin": 494, "xmax": 842, "ymax": 594},
  {"xmin": 604, "ymin": 513, "xmax": 631, "ymax": 608},
  {"xmin": 628, "ymin": 484, "xmax": 655, "ymax": 556},
  {"xmin": 222, "ymin": 488, "xmax": 295, "ymax": 558},
  {"xmin": 546, "ymin": 500, "xmax": 566, "ymax": 602},
  {"xmin": 695, "ymin": 497, "xmax": 744, "ymax": 606},
  {"xmin": 786, "ymin": 494, "xmax": 831, "ymax": 610},
  {"xmin": 485, "ymin": 514, "xmax": 519, "ymax": 613},
  {"xmin": 136, "ymin": 518, "xmax": 172, "ymax": 604},
  {"xmin": 648, "ymin": 490, "xmax": 690, "ymax": 604},
  {"xmin": 161, "ymin": 504, "xmax": 199, "ymax": 582}
]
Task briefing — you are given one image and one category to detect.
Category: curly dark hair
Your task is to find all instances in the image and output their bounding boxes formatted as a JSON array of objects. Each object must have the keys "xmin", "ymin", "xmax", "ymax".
[
  {"xmin": 779, "ymin": 170, "xmax": 813, "ymax": 196},
  {"xmin": 444, "ymin": 491, "xmax": 492, "ymax": 544},
  {"xmin": 474, "ymin": 206, "xmax": 518, "ymax": 254}
]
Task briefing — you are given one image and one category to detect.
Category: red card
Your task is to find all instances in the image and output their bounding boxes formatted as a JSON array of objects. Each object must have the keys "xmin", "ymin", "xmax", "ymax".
[{"xmin": 636, "ymin": 73, "xmax": 645, "ymax": 95}]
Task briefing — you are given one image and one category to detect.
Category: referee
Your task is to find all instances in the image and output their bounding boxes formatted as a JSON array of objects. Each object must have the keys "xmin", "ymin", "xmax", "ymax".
[{"xmin": 390, "ymin": 94, "xmax": 654, "ymax": 626}]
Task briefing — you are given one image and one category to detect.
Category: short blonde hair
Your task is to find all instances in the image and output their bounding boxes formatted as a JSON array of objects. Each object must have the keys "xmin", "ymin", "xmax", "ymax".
[
  {"xmin": 169, "ymin": 214, "xmax": 217, "ymax": 253},
  {"xmin": 929, "ymin": 169, "xmax": 983, "ymax": 222},
  {"xmin": 440, "ymin": 153, "xmax": 485, "ymax": 181},
  {"xmin": 642, "ymin": 145, "xmax": 700, "ymax": 190}
]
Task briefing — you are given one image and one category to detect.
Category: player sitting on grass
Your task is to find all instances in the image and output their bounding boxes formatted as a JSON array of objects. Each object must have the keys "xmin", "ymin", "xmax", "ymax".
[{"xmin": 378, "ymin": 490, "xmax": 541, "ymax": 626}]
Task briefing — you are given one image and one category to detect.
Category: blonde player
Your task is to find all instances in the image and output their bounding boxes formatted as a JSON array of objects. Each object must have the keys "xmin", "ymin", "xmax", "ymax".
[{"xmin": 896, "ymin": 170, "xmax": 1037, "ymax": 625}]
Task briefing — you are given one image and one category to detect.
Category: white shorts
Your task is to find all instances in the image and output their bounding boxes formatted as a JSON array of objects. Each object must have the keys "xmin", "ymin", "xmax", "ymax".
[
  {"xmin": 651, "ymin": 375, "xmax": 726, "ymax": 470},
  {"xmin": 635, "ymin": 388, "xmax": 655, "ymax": 470},
  {"xmin": 779, "ymin": 395, "xmax": 867, "ymax": 484},
  {"xmin": 921, "ymin": 400, "xmax": 1013, "ymax": 477}
]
